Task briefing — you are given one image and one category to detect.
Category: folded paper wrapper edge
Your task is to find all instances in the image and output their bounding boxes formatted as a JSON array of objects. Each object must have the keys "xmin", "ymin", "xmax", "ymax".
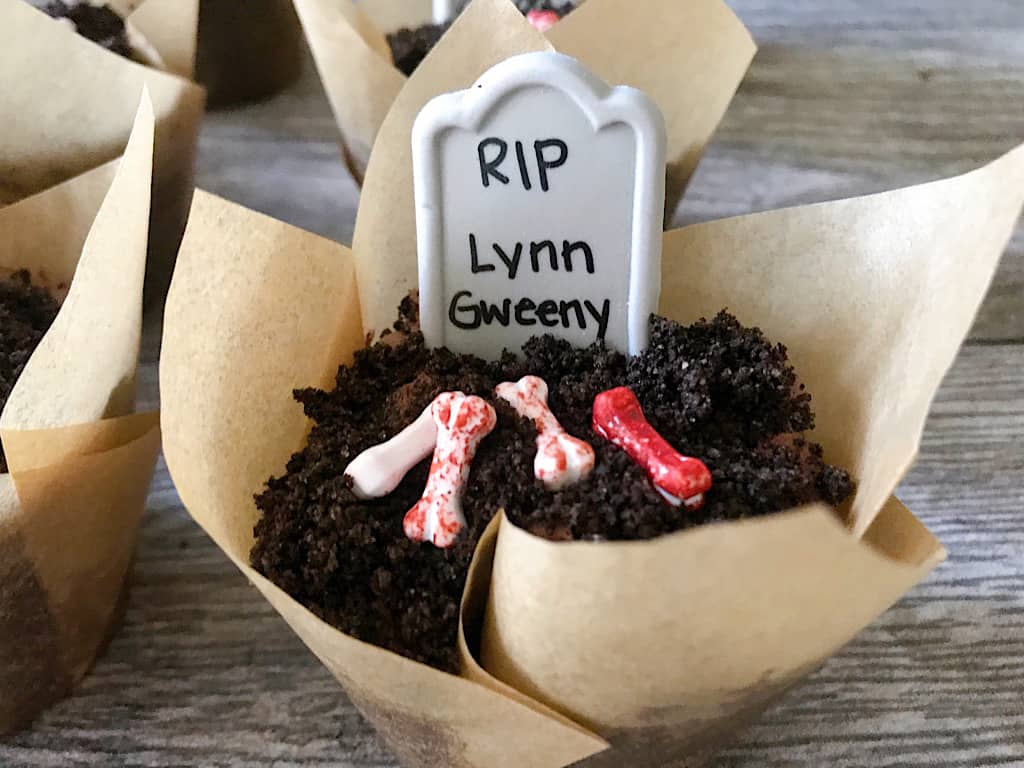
[
  {"xmin": 162, "ymin": 190, "xmax": 608, "ymax": 768},
  {"xmin": 128, "ymin": 0, "xmax": 200, "ymax": 79},
  {"xmin": 159, "ymin": 150, "xmax": 1023, "ymax": 760},
  {"xmin": 0, "ymin": 94, "xmax": 162, "ymax": 736},
  {"xmin": 293, "ymin": 0, "xmax": 406, "ymax": 184},
  {"xmin": 0, "ymin": 160, "xmax": 118, "ymax": 291}
]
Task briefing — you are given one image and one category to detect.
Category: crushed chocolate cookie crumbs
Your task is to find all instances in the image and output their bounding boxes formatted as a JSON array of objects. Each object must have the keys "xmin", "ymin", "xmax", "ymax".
[{"xmin": 252, "ymin": 301, "xmax": 853, "ymax": 672}]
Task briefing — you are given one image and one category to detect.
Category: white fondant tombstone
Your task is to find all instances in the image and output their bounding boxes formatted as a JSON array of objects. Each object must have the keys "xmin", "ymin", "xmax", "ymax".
[{"xmin": 412, "ymin": 51, "xmax": 666, "ymax": 359}]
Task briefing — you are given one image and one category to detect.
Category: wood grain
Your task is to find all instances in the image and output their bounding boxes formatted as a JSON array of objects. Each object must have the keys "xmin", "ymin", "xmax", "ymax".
[{"xmin": 2, "ymin": 0, "xmax": 1023, "ymax": 765}]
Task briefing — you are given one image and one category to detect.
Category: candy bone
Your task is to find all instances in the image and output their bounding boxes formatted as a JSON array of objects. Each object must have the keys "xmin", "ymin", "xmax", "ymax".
[
  {"xmin": 526, "ymin": 9, "xmax": 561, "ymax": 32},
  {"xmin": 344, "ymin": 405, "xmax": 438, "ymax": 499},
  {"xmin": 404, "ymin": 392, "xmax": 497, "ymax": 548},
  {"xmin": 592, "ymin": 386, "xmax": 712, "ymax": 508},
  {"xmin": 495, "ymin": 376, "xmax": 594, "ymax": 491}
]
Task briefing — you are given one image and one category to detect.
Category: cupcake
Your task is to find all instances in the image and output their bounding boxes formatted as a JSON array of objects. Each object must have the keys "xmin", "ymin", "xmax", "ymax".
[
  {"xmin": 0, "ymin": 0, "xmax": 205, "ymax": 305},
  {"xmin": 0, "ymin": 97, "xmax": 162, "ymax": 735},
  {"xmin": 195, "ymin": 0, "xmax": 304, "ymax": 107},
  {"xmin": 160, "ymin": 10, "xmax": 1024, "ymax": 762},
  {"xmin": 292, "ymin": 0, "xmax": 755, "ymax": 219}
]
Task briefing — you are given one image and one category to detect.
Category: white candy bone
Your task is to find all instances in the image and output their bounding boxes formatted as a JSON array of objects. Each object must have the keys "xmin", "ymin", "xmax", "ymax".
[
  {"xmin": 495, "ymin": 376, "xmax": 595, "ymax": 490},
  {"xmin": 344, "ymin": 405, "xmax": 437, "ymax": 499},
  {"xmin": 404, "ymin": 392, "xmax": 496, "ymax": 548}
]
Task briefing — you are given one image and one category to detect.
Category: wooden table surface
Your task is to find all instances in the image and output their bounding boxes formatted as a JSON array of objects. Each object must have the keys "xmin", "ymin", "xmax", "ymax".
[{"xmin": 4, "ymin": 1, "xmax": 1024, "ymax": 766}]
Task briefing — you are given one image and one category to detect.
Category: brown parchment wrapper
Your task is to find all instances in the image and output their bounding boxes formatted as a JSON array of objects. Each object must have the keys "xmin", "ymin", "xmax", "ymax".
[
  {"xmin": 160, "ymin": 153, "xmax": 1024, "ymax": 765},
  {"xmin": 346, "ymin": 0, "xmax": 754, "ymax": 336},
  {"xmin": 0, "ymin": 97, "xmax": 162, "ymax": 736},
  {"xmin": 296, "ymin": 0, "xmax": 754, "ymax": 212},
  {"xmin": 0, "ymin": 0, "xmax": 205, "ymax": 305}
]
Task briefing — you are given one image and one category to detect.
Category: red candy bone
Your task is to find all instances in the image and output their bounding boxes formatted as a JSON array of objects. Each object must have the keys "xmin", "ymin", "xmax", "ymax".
[
  {"xmin": 495, "ymin": 376, "xmax": 595, "ymax": 490},
  {"xmin": 592, "ymin": 387, "xmax": 712, "ymax": 509},
  {"xmin": 526, "ymin": 9, "xmax": 560, "ymax": 32},
  {"xmin": 404, "ymin": 392, "xmax": 497, "ymax": 548}
]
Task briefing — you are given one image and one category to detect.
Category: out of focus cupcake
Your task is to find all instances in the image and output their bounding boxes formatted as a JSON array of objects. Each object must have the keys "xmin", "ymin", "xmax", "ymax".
[
  {"xmin": 293, "ymin": 0, "xmax": 752, "ymax": 224},
  {"xmin": 159, "ymin": 5, "xmax": 1024, "ymax": 763},
  {"xmin": 0, "ymin": 96, "xmax": 161, "ymax": 736},
  {"xmin": 0, "ymin": 0, "xmax": 205, "ymax": 305}
]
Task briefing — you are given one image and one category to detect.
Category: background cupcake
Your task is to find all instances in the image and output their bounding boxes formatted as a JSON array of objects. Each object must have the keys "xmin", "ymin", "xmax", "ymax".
[
  {"xmin": 0, "ymin": 96, "xmax": 162, "ymax": 735},
  {"xmin": 159, "ymin": 3, "xmax": 1024, "ymax": 763},
  {"xmin": 0, "ymin": 0, "xmax": 205, "ymax": 305}
]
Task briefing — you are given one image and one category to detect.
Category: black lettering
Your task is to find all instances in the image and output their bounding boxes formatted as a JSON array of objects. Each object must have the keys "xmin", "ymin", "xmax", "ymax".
[
  {"xmin": 514, "ymin": 140, "xmax": 532, "ymax": 190},
  {"xmin": 562, "ymin": 241, "xmax": 595, "ymax": 274},
  {"xmin": 584, "ymin": 299, "xmax": 612, "ymax": 341},
  {"xmin": 514, "ymin": 297, "xmax": 538, "ymax": 326},
  {"xmin": 534, "ymin": 139, "xmax": 568, "ymax": 191},
  {"xmin": 469, "ymin": 233, "xmax": 494, "ymax": 273},
  {"xmin": 449, "ymin": 291, "xmax": 481, "ymax": 329},
  {"xmin": 559, "ymin": 299, "xmax": 585, "ymax": 329},
  {"xmin": 492, "ymin": 242, "xmax": 523, "ymax": 280},
  {"xmin": 529, "ymin": 240, "xmax": 558, "ymax": 272},
  {"xmin": 480, "ymin": 299, "xmax": 512, "ymax": 326},
  {"xmin": 478, "ymin": 138, "xmax": 509, "ymax": 187},
  {"xmin": 536, "ymin": 300, "xmax": 559, "ymax": 327}
]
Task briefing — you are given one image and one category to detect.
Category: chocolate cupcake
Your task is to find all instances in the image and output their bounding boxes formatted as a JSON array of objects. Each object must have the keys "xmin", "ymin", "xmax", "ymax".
[
  {"xmin": 0, "ymin": 100, "xmax": 161, "ymax": 736},
  {"xmin": 251, "ymin": 300, "xmax": 853, "ymax": 672}
]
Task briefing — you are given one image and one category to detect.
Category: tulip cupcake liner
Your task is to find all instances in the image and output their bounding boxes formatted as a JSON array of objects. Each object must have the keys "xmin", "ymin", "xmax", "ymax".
[
  {"xmin": 0, "ymin": 96, "xmax": 162, "ymax": 735},
  {"xmin": 159, "ymin": 5, "xmax": 1024, "ymax": 761},
  {"xmin": 295, "ymin": 0, "xmax": 754, "ymax": 225}
]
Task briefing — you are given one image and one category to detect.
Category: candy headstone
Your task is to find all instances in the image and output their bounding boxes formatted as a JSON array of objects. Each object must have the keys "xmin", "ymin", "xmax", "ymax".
[{"xmin": 413, "ymin": 51, "xmax": 667, "ymax": 359}]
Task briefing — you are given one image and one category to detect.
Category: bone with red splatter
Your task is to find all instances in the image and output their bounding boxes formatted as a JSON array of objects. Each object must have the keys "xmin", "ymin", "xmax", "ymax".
[
  {"xmin": 404, "ymin": 392, "xmax": 497, "ymax": 548},
  {"xmin": 344, "ymin": 405, "xmax": 437, "ymax": 499},
  {"xmin": 526, "ymin": 9, "xmax": 561, "ymax": 32},
  {"xmin": 495, "ymin": 375, "xmax": 594, "ymax": 491},
  {"xmin": 592, "ymin": 386, "xmax": 712, "ymax": 509}
]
